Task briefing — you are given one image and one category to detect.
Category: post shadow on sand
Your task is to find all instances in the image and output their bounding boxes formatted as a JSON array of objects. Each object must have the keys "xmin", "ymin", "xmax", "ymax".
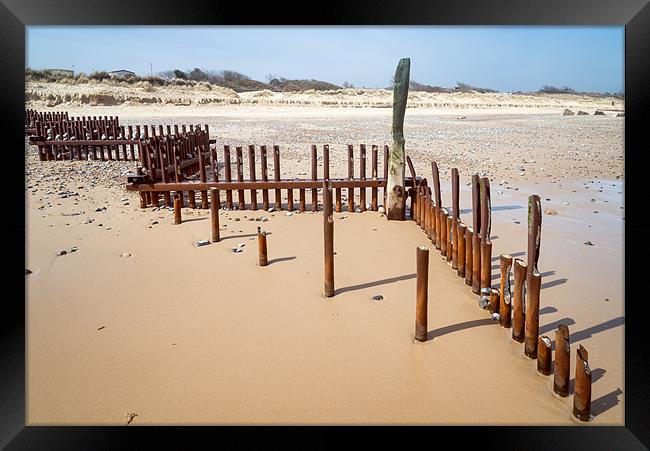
[
  {"xmin": 591, "ymin": 387, "xmax": 623, "ymax": 417},
  {"xmin": 491, "ymin": 251, "xmax": 526, "ymax": 262},
  {"xmin": 267, "ymin": 256, "xmax": 297, "ymax": 265},
  {"xmin": 546, "ymin": 316, "xmax": 625, "ymax": 351},
  {"xmin": 220, "ymin": 233, "xmax": 258, "ymax": 240},
  {"xmin": 459, "ymin": 205, "xmax": 522, "ymax": 215},
  {"xmin": 181, "ymin": 216, "xmax": 209, "ymax": 223},
  {"xmin": 335, "ymin": 273, "xmax": 417, "ymax": 295},
  {"xmin": 424, "ymin": 307, "xmax": 557, "ymax": 341}
]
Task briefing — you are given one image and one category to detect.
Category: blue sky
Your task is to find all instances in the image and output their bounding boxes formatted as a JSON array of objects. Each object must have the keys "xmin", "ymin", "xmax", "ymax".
[{"xmin": 26, "ymin": 26, "xmax": 624, "ymax": 93}]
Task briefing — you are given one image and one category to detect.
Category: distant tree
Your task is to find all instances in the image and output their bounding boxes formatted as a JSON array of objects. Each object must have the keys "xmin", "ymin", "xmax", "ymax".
[
  {"xmin": 173, "ymin": 69, "xmax": 187, "ymax": 80},
  {"xmin": 342, "ymin": 81, "xmax": 354, "ymax": 88},
  {"xmin": 189, "ymin": 68, "xmax": 208, "ymax": 82},
  {"xmin": 538, "ymin": 85, "xmax": 575, "ymax": 94},
  {"xmin": 157, "ymin": 70, "xmax": 176, "ymax": 80}
]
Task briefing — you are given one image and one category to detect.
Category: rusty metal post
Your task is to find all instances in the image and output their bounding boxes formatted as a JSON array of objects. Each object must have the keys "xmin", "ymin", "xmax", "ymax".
[
  {"xmin": 480, "ymin": 240, "xmax": 492, "ymax": 292},
  {"xmin": 472, "ymin": 233, "xmax": 481, "ymax": 294},
  {"xmin": 554, "ymin": 324, "xmax": 571, "ymax": 397},
  {"xmin": 440, "ymin": 208, "xmax": 448, "ymax": 256},
  {"xmin": 371, "ymin": 145, "xmax": 379, "ymax": 211},
  {"xmin": 414, "ymin": 186, "xmax": 421, "ymax": 225},
  {"xmin": 457, "ymin": 223, "xmax": 466, "ymax": 278},
  {"xmin": 472, "ymin": 173, "xmax": 481, "ymax": 240},
  {"xmin": 512, "ymin": 258, "xmax": 527, "ymax": 342},
  {"xmin": 248, "ymin": 145, "xmax": 258, "ymax": 210},
  {"xmin": 210, "ymin": 188, "xmax": 220, "ymax": 242},
  {"xmin": 465, "ymin": 227, "xmax": 473, "ymax": 286},
  {"xmin": 359, "ymin": 144, "xmax": 367, "ymax": 211},
  {"xmin": 524, "ymin": 271, "xmax": 542, "ymax": 359},
  {"xmin": 224, "ymin": 146, "xmax": 233, "ymax": 209},
  {"xmin": 323, "ymin": 181, "xmax": 334, "ymax": 297},
  {"xmin": 573, "ymin": 345, "xmax": 592, "ymax": 421},
  {"xmin": 274, "ymin": 145, "xmax": 281, "ymax": 210},
  {"xmin": 173, "ymin": 194, "xmax": 182, "ymax": 224},
  {"xmin": 311, "ymin": 145, "xmax": 318, "ymax": 211},
  {"xmin": 537, "ymin": 336, "xmax": 552, "ymax": 375},
  {"xmin": 236, "ymin": 146, "xmax": 245, "ymax": 210},
  {"xmin": 446, "ymin": 216, "xmax": 453, "ymax": 263},
  {"xmin": 347, "ymin": 144, "xmax": 354, "ymax": 212},
  {"xmin": 451, "ymin": 167, "xmax": 460, "ymax": 269},
  {"xmin": 415, "ymin": 245, "xmax": 429, "ymax": 342},
  {"xmin": 489, "ymin": 288, "xmax": 500, "ymax": 315},
  {"xmin": 257, "ymin": 226, "xmax": 268, "ymax": 267},
  {"xmin": 499, "ymin": 254, "xmax": 513, "ymax": 328}
]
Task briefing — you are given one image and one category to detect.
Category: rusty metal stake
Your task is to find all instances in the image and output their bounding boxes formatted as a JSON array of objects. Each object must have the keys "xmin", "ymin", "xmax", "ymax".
[
  {"xmin": 524, "ymin": 271, "xmax": 541, "ymax": 359},
  {"xmin": 472, "ymin": 232, "xmax": 481, "ymax": 294},
  {"xmin": 512, "ymin": 258, "xmax": 527, "ymax": 343},
  {"xmin": 257, "ymin": 226, "xmax": 268, "ymax": 267},
  {"xmin": 457, "ymin": 223, "xmax": 466, "ymax": 278},
  {"xmin": 573, "ymin": 345, "xmax": 592, "ymax": 421},
  {"xmin": 480, "ymin": 239, "xmax": 492, "ymax": 292},
  {"xmin": 537, "ymin": 335, "xmax": 552, "ymax": 375},
  {"xmin": 323, "ymin": 181, "xmax": 334, "ymax": 297},
  {"xmin": 173, "ymin": 193, "xmax": 182, "ymax": 225},
  {"xmin": 415, "ymin": 245, "xmax": 429, "ymax": 342},
  {"xmin": 465, "ymin": 227, "xmax": 473, "ymax": 286},
  {"xmin": 210, "ymin": 188, "xmax": 220, "ymax": 242},
  {"xmin": 489, "ymin": 288, "xmax": 500, "ymax": 316},
  {"xmin": 499, "ymin": 254, "xmax": 513, "ymax": 328},
  {"xmin": 440, "ymin": 208, "xmax": 448, "ymax": 256},
  {"xmin": 554, "ymin": 324, "xmax": 571, "ymax": 397},
  {"xmin": 446, "ymin": 216, "xmax": 453, "ymax": 263}
]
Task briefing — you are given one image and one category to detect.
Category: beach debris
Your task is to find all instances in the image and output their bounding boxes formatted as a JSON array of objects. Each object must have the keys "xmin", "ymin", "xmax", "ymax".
[
  {"xmin": 491, "ymin": 312, "xmax": 500, "ymax": 321},
  {"xmin": 378, "ymin": 206, "xmax": 386, "ymax": 214},
  {"xmin": 616, "ymin": 112, "xmax": 625, "ymax": 117},
  {"xmin": 70, "ymin": 246, "xmax": 78, "ymax": 253},
  {"xmin": 577, "ymin": 110, "xmax": 588, "ymax": 115},
  {"xmin": 121, "ymin": 253, "xmax": 131, "ymax": 258},
  {"xmin": 25, "ymin": 268, "xmax": 32, "ymax": 275},
  {"xmin": 95, "ymin": 207, "xmax": 106, "ymax": 212},
  {"xmin": 231, "ymin": 248, "xmax": 243, "ymax": 253},
  {"xmin": 544, "ymin": 208, "xmax": 558, "ymax": 215},
  {"xmin": 196, "ymin": 240, "xmax": 210, "ymax": 247},
  {"xmin": 237, "ymin": 243, "xmax": 246, "ymax": 248},
  {"xmin": 124, "ymin": 412, "xmax": 138, "ymax": 425},
  {"xmin": 371, "ymin": 294, "xmax": 384, "ymax": 302},
  {"xmin": 57, "ymin": 250, "xmax": 67, "ymax": 256},
  {"xmin": 285, "ymin": 212, "xmax": 293, "ymax": 216},
  {"xmin": 584, "ymin": 241, "xmax": 594, "ymax": 246},
  {"xmin": 97, "ymin": 326, "xmax": 105, "ymax": 331},
  {"xmin": 594, "ymin": 110, "xmax": 605, "ymax": 115},
  {"xmin": 562, "ymin": 109, "xmax": 575, "ymax": 116},
  {"xmin": 268, "ymin": 207, "xmax": 275, "ymax": 213},
  {"xmin": 593, "ymin": 210, "xmax": 599, "ymax": 214}
]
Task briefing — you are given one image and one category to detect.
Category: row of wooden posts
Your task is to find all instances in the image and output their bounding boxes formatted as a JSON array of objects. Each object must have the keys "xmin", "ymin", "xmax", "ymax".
[{"xmin": 410, "ymin": 163, "xmax": 592, "ymax": 422}]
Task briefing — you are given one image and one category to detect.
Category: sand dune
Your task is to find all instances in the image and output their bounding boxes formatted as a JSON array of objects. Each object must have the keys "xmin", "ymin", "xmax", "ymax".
[{"xmin": 26, "ymin": 81, "xmax": 624, "ymax": 112}]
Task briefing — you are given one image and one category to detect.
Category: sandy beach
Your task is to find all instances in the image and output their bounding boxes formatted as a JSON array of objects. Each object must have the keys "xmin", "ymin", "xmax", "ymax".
[{"xmin": 25, "ymin": 98, "xmax": 624, "ymax": 425}]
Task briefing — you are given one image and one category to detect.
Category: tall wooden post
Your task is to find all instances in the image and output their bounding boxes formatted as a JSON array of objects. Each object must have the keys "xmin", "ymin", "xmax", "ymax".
[
  {"xmin": 386, "ymin": 58, "xmax": 410, "ymax": 220},
  {"xmin": 415, "ymin": 246, "xmax": 429, "ymax": 342},
  {"xmin": 210, "ymin": 188, "xmax": 220, "ymax": 242}
]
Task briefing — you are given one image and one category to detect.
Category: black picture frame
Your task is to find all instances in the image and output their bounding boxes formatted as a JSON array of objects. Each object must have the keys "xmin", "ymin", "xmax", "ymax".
[{"xmin": 3, "ymin": 0, "xmax": 648, "ymax": 448}]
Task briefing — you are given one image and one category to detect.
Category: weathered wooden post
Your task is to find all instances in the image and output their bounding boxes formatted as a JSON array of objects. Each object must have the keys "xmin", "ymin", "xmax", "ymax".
[
  {"xmin": 527, "ymin": 194, "xmax": 542, "ymax": 293},
  {"xmin": 471, "ymin": 174, "xmax": 481, "ymax": 293},
  {"xmin": 573, "ymin": 345, "xmax": 592, "ymax": 421},
  {"xmin": 210, "ymin": 187, "xmax": 220, "ymax": 242},
  {"xmin": 415, "ymin": 245, "xmax": 429, "ymax": 342},
  {"xmin": 257, "ymin": 226, "xmax": 268, "ymax": 267},
  {"xmin": 386, "ymin": 58, "xmax": 410, "ymax": 220},
  {"xmin": 323, "ymin": 181, "xmax": 335, "ymax": 297}
]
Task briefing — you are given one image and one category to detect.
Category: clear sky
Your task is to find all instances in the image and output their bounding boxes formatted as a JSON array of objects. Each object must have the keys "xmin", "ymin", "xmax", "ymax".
[{"xmin": 26, "ymin": 26, "xmax": 624, "ymax": 93}]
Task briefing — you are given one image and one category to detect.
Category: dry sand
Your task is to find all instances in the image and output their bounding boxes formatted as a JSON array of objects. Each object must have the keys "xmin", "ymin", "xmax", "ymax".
[{"xmin": 25, "ymin": 101, "xmax": 624, "ymax": 425}]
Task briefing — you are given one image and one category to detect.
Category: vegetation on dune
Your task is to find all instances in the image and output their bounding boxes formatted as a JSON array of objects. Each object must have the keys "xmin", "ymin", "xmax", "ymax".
[{"xmin": 25, "ymin": 68, "xmax": 623, "ymax": 98}]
